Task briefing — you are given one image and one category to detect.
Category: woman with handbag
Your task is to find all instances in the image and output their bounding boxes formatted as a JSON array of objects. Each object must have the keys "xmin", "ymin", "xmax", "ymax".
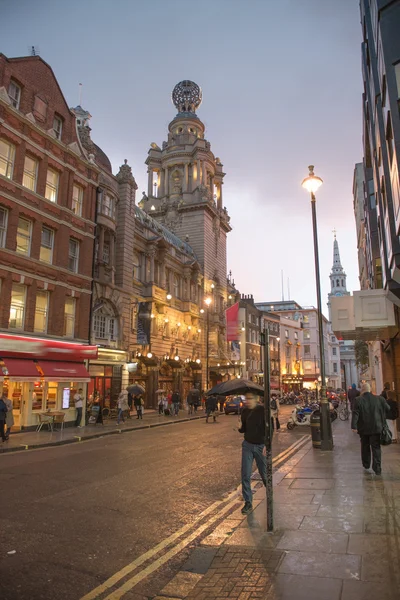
[{"xmin": 386, "ymin": 391, "xmax": 399, "ymax": 443}]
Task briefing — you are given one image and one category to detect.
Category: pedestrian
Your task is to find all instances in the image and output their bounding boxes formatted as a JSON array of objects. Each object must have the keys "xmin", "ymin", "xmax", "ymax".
[
  {"xmin": 167, "ymin": 392, "xmax": 173, "ymax": 416},
  {"xmin": 4, "ymin": 395, "xmax": 13, "ymax": 439},
  {"xmin": 218, "ymin": 395, "xmax": 225, "ymax": 413},
  {"xmin": 172, "ymin": 390, "xmax": 180, "ymax": 416},
  {"xmin": 128, "ymin": 391, "xmax": 133, "ymax": 413},
  {"xmin": 347, "ymin": 383, "xmax": 360, "ymax": 412},
  {"xmin": 187, "ymin": 391, "xmax": 194, "ymax": 415},
  {"xmin": 193, "ymin": 394, "xmax": 200, "ymax": 413},
  {"xmin": 117, "ymin": 390, "xmax": 129, "ymax": 424},
  {"xmin": 238, "ymin": 392, "xmax": 267, "ymax": 515},
  {"xmin": 270, "ymin": 394, "xmax": 280, "ymax": 431},
  {"xmin": 0, "ymin": 394, "xmax": 8, "ymax": 442},
  {"xmin": 205, "ymin": 394, "xmax": 218, "ymax": 423},
  {"xmin": 351, "ymin": 382, "xmax": 390, "ymax": 475},
  {"xmin": 158, "ymin": 395, "xmax": 165, "ymax": 415},
  {"xmin": 386, "ymin": 390, "xmax": 399, "ymax": 443},
  {"xmin": 134, "ymin": 395, "xmax": 143, "ymax": 419},
  {"xmin": 74, "ymin": 387, "xmax": 84, "ymax": 428},
  {"xmin": 380, "ymin": 382, "xmax": 390, "ymax": 399}
]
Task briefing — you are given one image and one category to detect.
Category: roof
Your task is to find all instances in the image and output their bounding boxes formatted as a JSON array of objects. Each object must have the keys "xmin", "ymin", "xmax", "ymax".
[
  {"xmin": 94, "ymin": 143, "xmax": 112, "ymax": 173},
  {"xmin": 134, "ymin": 205, "xmax": 197, "ymax": 260}
]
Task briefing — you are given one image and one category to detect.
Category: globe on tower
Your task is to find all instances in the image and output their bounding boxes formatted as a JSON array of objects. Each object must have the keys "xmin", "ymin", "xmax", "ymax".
[{"xmin": 172, "ymin": 80, "xmax": 202, "ymax": 114}]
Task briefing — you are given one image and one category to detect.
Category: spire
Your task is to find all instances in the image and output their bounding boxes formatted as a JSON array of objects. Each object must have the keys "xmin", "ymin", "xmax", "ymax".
[
  {"xmin": 332, "ymin": 237, "xmax": 343, "ymax": 271},
  {"xmin": 328, "ymin": 232, "xmax": 349, "ymax": 311}
]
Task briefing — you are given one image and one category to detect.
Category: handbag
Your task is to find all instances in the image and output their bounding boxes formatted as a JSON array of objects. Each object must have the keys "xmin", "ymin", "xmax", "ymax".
[{"xmin": 381, "ymin": 423, "xmax": 392, "ymax": 446}]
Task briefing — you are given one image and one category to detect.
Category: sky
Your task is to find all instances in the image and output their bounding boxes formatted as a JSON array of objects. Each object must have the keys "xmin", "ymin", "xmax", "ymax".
[{"xmin": 0, "ymin": 0, "xmax": 363, "ymax": 316}]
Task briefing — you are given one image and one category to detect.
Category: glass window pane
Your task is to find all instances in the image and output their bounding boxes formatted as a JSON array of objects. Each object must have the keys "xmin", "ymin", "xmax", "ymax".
[
  {"xmin": 64, "ymin": 297, "xmax": 76, "ymax": 337},
  {"xmin": 16, "ymin": 217, "xmax": 31, "ymax": 255},
  {"xmin": 40, "ymin": 227, "xmax": 53, "ymax": 264},
  {"xmin": 9, "ymin": 284, "xmax": 26, "ymax": 329},
  {"xmin": 72, "ymin": 184, "xmax": 83, "ymax": 216},
  {"xmin": 34, "ymin": 291, "xmax": 49, "ymax": 333},
  {"xmin": 0, "ymin": 206, "xmax": 8, "ymax": 247},
  {"xmin": 45, "ymin": 169, "xmax": 59, "ymax": 202},
  {"xmin": 0, "ymin": 139, "xmax": 15, "ymax": 179},
  {"xmin": 22, "ymin": 156, "xmax": 38, "ymax": 191}
]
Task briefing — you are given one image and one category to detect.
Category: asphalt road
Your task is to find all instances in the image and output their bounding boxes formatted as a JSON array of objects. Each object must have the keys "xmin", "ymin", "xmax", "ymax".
[{"xmin": 0, "ymin": 406, "xmax": 305, "ymax": 600}]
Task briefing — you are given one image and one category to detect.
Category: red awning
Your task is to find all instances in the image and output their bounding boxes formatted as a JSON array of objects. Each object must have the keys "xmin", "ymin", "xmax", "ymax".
[
  {"xmin": 0, "ymin": 334, "xmax": 98, "ymax": 361},
  {"xmin": 36, "ymin": 361, "xmax": 90, "ymax": 382},
  {"xmin": 1, "ymin": 358, "xmax": 40, "ymax": 381}
]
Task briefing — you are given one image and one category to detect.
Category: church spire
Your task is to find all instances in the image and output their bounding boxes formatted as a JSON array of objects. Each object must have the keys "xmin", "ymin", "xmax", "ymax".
[{"xmin": 328, "ymin": 231, "xmax": 349, "ymax": 319}]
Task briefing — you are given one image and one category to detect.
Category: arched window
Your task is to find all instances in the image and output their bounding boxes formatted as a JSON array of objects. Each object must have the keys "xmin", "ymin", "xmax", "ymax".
[
  {"xmin": 336, "ymin": 279, "xmax": 340, "ymax": 287},
  {"xmin": 93, "ymin": 302, "xmax": 118, "ymax": 342},
  {"xmin": 133, "ymin": 252, "xmax": 141, "ymax": 281},
  {"xmin": 341, "ymin": 279, "xmax": 344, "ymax": 287}
]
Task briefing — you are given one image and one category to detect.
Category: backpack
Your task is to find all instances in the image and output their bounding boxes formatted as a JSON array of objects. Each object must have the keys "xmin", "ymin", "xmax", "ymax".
[{"xmin": 270, "ymin": 398, "xmax": 277, "ymax": 411}]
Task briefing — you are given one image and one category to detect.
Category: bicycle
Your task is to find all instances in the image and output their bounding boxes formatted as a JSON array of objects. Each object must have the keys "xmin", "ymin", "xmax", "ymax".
[{"xmin": 339, "ymin": 403, "xmax": 350, "ymax": 421}]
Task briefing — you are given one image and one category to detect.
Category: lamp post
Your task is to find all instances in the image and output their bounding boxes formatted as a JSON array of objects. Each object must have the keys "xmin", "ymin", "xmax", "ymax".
[
  {"xmin": 260, "ymin": 327, "xmax": 273, "ymax": 531},
  {"xmin": 204, "ymin": 297, "xmax": 212, "ymax": 389},
  {"xmin": 302, "ymin": 165, "xmax": 333, "ymax": 451}
]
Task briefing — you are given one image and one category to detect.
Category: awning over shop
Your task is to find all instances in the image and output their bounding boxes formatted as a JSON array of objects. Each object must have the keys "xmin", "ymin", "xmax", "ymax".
[
  {"xmin": 1, "ymin": 358, "xmax": 40, "ymax": 381},
  {"xmin": 36, "ymin": 361, "xmax": 90, "ymax": 382}
]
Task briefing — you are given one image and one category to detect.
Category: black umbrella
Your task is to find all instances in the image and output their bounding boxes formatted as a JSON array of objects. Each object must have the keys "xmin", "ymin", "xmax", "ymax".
[
  {"xmin": 206, "ymin": 379, "xmax": 264, "ymax": 397},
  {"xmin": 126, "ymin": 384, "xmax": 145, "ymax": 395}
]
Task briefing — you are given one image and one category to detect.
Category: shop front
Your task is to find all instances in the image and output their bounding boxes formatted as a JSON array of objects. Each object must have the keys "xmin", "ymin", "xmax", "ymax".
[
  {"xmin": 88, "ymin": 348, "xmax": 129, "ymax": 408},
  {"xmin": 0, "ymin": 334, "xmax": 98, "ymax": 430}
]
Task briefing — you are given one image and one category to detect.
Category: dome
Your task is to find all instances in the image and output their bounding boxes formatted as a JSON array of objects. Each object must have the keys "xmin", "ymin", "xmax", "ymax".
[
  {"xmin": 172, "ymin": 80, "xmax": 202, "ymax": 114},
  {"xmin": 94, "ymin": 143, "xmax": 112, "ymax": 173}
]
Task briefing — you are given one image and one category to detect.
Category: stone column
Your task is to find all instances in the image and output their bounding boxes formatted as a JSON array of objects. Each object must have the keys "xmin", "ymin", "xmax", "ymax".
[
  {"xmin": 149, "ymin": 250, "xmax": 155, "ymax": 282},
  {"xmin": 164, "ymin": 168, "xmax": 169, "ymax": 195},
  {"xmin": 188, "ymin": 164, "xmax": 192, "ymax": 193},
  {"xmin": 183, "ymin": 163, "xmax": 188, "ymax": 192},
  {"xmin": 148, "ymin": 169, "xmax": 153, "ymax": 196},
  {"xmin": 160, "ymin": 170, "xmax": 165, "ymax": 196},
  {"xmin": 98, "ymin": 226, "xmax": 104, "ymax": 261},
  {"xmin": 141, "ymin": 252, "xmax": 146, "ymax": 282},
  {"xmin": 109, "ymin": 232, "xmax": 115, "ymax": 268},
  {"xmin": 197, "ymin": 159, "xmax": 201, "ymax": 185},
  {"xmin": 202, "ymin": 163, "xmax": 207, "ymax": 187}
]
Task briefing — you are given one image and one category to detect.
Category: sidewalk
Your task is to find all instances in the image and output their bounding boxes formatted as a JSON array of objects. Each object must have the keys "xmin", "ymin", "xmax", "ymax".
[
  {"xmin": 157, "ymin": 419, "xmax": 400, "ymax": 600},
  {"xmin": 0, "ymin": 410, "xmax": 205, "ymax": 454}
]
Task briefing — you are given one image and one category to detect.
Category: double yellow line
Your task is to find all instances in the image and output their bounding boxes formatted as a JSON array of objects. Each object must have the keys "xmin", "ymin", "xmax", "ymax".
[{"xmin": 80, "ymin": 434, "xmax": 309, "ymax": 600}]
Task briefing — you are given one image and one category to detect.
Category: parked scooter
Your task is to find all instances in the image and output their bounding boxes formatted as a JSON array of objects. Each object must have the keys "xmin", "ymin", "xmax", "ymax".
[{"xmin": 287, "ymin": 405, "xmax": 313, "ymax": 430}]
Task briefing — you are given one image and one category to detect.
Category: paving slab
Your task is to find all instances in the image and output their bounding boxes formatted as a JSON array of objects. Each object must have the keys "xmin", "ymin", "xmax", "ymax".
[
  {"xmin": 289, "ymin": 478, "xmax": 335, "ymax": 490},
  {"xmin": 348, "ymin": 533, "xmax": 400, "ymax": 555},
  {"xmin": 276, "ymin": 530, "xmax": 348, "ymax": 553},
  {"xmin": 278, "ymin": 550, "xmax": 361, "ymax": 579},
  {"xmin": 159, "ymin": 572, "xmax": 203, "ymax": 598},
  {"xmin": 299, "ymin": 515, "xmax": 364, "ymax": 533},
  {"xmin": 360, "ymin": 554, "xmax": 400, "ymax": 583},
  {"xmin": 342, "ymin": 580, "xmax": 400, "ymax": 600},
  {"xmin": 265, "ymin": 573, "xmax": 342, "ymax": 600}
]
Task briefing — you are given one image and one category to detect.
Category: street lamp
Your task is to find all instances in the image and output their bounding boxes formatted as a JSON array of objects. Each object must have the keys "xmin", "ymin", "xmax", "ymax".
[
  {"xmin": 204, "ymin": 296, "xmax": 212, "ymax": 389},
  {"xmin": 302, "ymin": 165, "xmax": 333, "ymax": 451}
]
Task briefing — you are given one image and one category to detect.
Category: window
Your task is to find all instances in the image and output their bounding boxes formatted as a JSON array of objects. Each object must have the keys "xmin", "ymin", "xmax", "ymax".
[
  {"xmin": 285, "ymin": 329, "xmax": 289, "ymax": 338},
  {"xmin": 304, "ymin": 330, "xmax": 311, "ymax": 340},
  {"xmin": 8, "ymin": 81, "xmax": 21, "ymax": 109},
  {"xmin": 16, "ymin": 217, "xmax": 32, "ymax": 255},
  {"xmin": 0, "ymin": 206, "xmax": 8, "ymax": 247},
  {"xmin": 34, "ymin": 291, "xmax": 49, "ymax": 333},
  {"xmin": 386, "ymin": 114, "xmax": 394, "ymax": 166},
  {"xmin": 251, "ymin": 330, "xmax": 256, "ymax": 344},
  {"xmin": 22, "ymin": 155, "xmax": 38, "ymax": 191},
  {"xmin": 248, "ymin": 314, "xmax": 252, "ymax": 324},
  {"xmin": 40, "ymin": 227, "xmax": 54, "ymax": 264},
  {"xmin": 9, "ymin": 284, "xmax": 26, "ymax": 329},
  {"xmin": 64, "ymin": 297, "xmax": 76, "ymax": 337},
  {"xmin": 304, "ymin": 360, "xmax": 312, "ymax": 372},
  {"xmin": 68, "ymin": 238, "xmax": 79, "ymax": 273},
  {"xmin": 286, "ymin": 346, "xmax": 291, "ymax": 358},
  {"xmin": 333, "ymin": 362, "xmax": 338, "ymax": 373},
  {"xmin": 53, "ymin": 115, "xmax": 63, "ymax": 140},
  {"xmin": 45, "ymin": 169, "xmax": 59, "ymax": 202},
  {"xmin": 103, "ymin": 241, "xmax": 110, "ymax": 264},
  {"xmin": 94, "ymin": 315, "xmax": 106, "ymax": 338},
  {"xmin": 294, "ymin": 332, "xmax": 298, "ymax": 340},
  {"xmin": 133, "ymin": 252, "xmax": 141, "ymax": 280},
  {"xmin": 33, "ymin": 96, "xmax": 47, "ymax": 121},
  {"xmin": 99, "ymin": 193, "xmax": 115, "ymax": 218},
  {"xmin": 72, "ymin": 184, "xmax": 83, "ymax": 216},
  {"xmin": 93, "ymin": 313, "xmax": 117, "ymax": 341},
  {"xmin": 0, "ymin": 139, "xmax": 15, "ymax": 179},
  {"xmin": 332, "ymin": 347, "xmax": 337, "ymax": 356}
]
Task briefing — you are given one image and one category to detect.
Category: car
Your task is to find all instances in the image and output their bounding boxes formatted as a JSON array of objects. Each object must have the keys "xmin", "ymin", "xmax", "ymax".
[{"xmin": 224, "ymin": 396, "xmax": 245, "ymax": 415}]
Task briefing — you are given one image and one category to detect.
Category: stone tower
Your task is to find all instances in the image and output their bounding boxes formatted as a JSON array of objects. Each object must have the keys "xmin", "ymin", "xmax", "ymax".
[
  {"xmin": 142, "ymin": 80, "xmax": 231, "ymax": 291},
  {"xmin": 328, "ymin": 232, "xmax": 350, "ymax": 320}
]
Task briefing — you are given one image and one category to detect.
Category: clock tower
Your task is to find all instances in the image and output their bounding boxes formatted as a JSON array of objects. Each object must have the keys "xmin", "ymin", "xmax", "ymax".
[{"xmin": 328, "ymin": 232, "xmax": 349, "ymax": 320}]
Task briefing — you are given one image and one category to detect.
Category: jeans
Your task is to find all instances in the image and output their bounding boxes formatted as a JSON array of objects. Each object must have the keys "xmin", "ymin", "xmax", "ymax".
[
  {"xmin": 241, "ymin": 440, "xmax": 267, "ymax": 504},
  {"xmin": 360, "ymin": 433, "xmax": 381, "ymax": 474},
  {"xmin": 271, "ymin": 417, "xmax": 280, "ymax": 431},
  {"xmin": 173, "ymin": 403, "xmax": 179, "ymax": 416},
  {"xmin": 75, "ymin": 407, "xmax": 83, "ymax": 427},
  {"xmin": 117, "ymin": 408, "xmax": 125, "ymax": 424},
  {"xmin": 0, "ymin": 420, "xmax": 5, "ymax": 441}
]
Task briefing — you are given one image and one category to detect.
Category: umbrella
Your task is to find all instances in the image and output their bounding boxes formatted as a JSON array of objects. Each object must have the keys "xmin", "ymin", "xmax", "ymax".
[
  {"xmin": 206, "ymin": 379, "xmax": 264, "ymax": 397},
  {"xmin": 126, "ymin": 384, "xmax": 145, "ymax": 395},
  {"xmin": 155, "ymin": 389, "xmax": 165, "ymax": 394}
]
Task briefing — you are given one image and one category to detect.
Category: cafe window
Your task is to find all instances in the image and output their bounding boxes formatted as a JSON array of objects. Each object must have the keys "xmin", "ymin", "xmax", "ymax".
[
  {"xmin": 46, "ymin": 384, "xmax": 58, "ymax": 410},
  {"xmin": 34, "ymin": 291, "xmax": 49, "ymax": 333},
  {"xmin": 32, "ymin": 382, "xmax": 44, "ymax": 411},
  {"xmin": 64, "ymin": 297, "xmax": 76, "ymax": 337}
]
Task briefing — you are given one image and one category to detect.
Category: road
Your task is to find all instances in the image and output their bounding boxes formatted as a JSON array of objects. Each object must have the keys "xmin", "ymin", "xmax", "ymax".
[{"xmin": 0, "ymin": 406, "xmax": 305, "ymax": 600}]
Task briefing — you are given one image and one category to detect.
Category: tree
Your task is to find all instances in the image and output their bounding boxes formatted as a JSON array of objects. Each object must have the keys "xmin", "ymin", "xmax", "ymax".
[{"xmin": 355, "ymin": 340, "xmax": 369, "ymax": 372}]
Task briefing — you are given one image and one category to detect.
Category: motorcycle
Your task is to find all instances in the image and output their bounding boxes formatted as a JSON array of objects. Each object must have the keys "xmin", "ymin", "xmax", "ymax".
[{"xmin": 287, "ymin": 405, "xmax": 313, "ymax": 430}]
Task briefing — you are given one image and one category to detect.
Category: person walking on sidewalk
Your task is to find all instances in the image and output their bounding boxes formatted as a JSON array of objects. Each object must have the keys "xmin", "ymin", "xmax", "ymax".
[
  {"xmin": 0, "ymin": 394, "xmax": 8, "ymax": 442},
  {"xmin": 270, "ymin": 394, "xmax": 280, "ymax": 431},
  {"xmin": 74, "ymin": 388, "xmax": 84, "ymax": 428},
  {"xmin": 172, "ymin": 390, "xmax": 180, "ymax": 416},
  {"xmin": 386, "ymin": 390, "xmax": 399, "ymax": 443},
  {"xmin": 351, "ymin": 383, "xmax": 390, "ymax": 475},
  {"xmin": 205, "ymin": 394, "xmax": 217, "ymax": 423},
  {"xmin": 4, "ymin": 395, "xmax": 14, "ymax": 439},
  {"xmin": 238, "ymin": 392, "xmax": 267, "ymax": 515},
  {"xmin": 348, "ymin": 383, "xmax": 360, "ymax": 412},
  {"xmin": 134, "ymin": 395, "xmax": 144, "ymax": 419},
  {"xmin": 117, "ymin": 390, "xmax": 129, "ymax": 424}
]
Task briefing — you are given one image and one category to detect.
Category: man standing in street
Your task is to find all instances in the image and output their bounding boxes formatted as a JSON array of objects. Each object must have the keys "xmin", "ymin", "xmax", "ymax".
[
  {"xmin": 172, "ymin": 390, "xmax": 181, "ymax": 416},
  {"xmin": 205, "ymin": 394, "xmax": 217, "ymax": 423},
  {"xmin": 238, "ymin": 392, "xmax": 267, "ymax": 515},
  {"xmin": 348, "ymin": 383, "xmax": 360, "ymax": 412},
  {"xmin": 74, "ymin": 388, "xmax": 84, "ymax": 428},
  {"xmin": 351, "ymin": 383, "xmax": 390, "ymax": 475}
]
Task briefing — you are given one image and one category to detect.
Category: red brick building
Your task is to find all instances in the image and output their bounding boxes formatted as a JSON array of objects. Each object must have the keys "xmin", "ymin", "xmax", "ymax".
[{"xmin": 0, "ymin": 54, "xmax": 98, "ymax": 428}]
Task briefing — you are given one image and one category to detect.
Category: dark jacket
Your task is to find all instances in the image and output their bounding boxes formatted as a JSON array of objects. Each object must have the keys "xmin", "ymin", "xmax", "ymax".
[
  {"xmin": 0, "ymin": 398, "xmax": 7, "ymax": 421},
  {"xmin": 172, "ymin": 392, "xmax": 180, "ymax": 404},
  {"xmin": 347, "ymin": 387, "xmax": 360, "ymax": 410},
  {"xmin": 239, "ymin": 405, "xmax": 265, "ymax": 444},
  {"xmin": 205, "ymin": 396, "xmax": 217, "ymax": 411},
  {"xmin": 387, "ymin": 399, "xmax": 399, "ymax": 421},
  {"xmin": 351, "ymin": 392, "xmax": 390, "ymax": 435}
]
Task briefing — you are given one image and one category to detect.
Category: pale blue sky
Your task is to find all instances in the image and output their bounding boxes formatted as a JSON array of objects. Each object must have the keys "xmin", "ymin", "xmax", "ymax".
[{"xmin": 0, "ymin": 0, "xmax": 362, "ymax": 315}]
